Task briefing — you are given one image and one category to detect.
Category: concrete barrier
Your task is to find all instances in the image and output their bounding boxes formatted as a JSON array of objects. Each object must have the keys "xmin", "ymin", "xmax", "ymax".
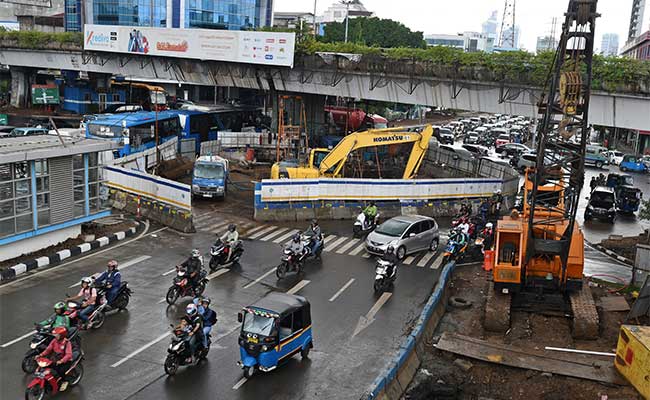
[
  {"xmin": 362, "ymin": 260, "xmax": 457, "ymax": 400},
  {"xmin": 109, "ymin": 190, "xmax": 194, "ymax": 233}
]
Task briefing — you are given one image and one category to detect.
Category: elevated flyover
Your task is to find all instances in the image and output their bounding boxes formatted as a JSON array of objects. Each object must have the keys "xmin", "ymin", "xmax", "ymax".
[{"xmin": 1, "ymin": 47, "xmax": 649, "ymax": 130}]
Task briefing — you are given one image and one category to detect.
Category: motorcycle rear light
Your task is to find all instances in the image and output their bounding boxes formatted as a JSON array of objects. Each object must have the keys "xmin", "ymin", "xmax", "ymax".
[{"xmin": 224, "ymin": 247, "xmax": 229, "ymax": 253}]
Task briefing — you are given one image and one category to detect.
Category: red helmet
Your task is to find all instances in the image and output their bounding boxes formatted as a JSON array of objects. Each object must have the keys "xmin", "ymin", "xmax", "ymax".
[{"xmin": 52, "ymin": 326, "xmax": 67, "ymax": 338}]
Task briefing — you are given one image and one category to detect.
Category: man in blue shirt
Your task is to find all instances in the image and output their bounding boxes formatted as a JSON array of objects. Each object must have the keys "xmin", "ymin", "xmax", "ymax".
[{"xmin": 95, "ymin": 260, "xmax": 121, "ymax": 303}]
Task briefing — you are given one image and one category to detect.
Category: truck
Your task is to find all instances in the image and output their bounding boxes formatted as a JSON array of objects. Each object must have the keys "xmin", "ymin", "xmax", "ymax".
[
  {"xmin": 325, "ymin": 106, "xmax": 388, "ymax": 132},
  {"xmin": 191, "ymin": 155, "xmax": 229, "ymax": 199}
]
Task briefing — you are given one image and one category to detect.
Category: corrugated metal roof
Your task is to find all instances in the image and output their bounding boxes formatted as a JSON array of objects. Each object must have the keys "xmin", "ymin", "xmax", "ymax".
[{"xmin": 0, "ymin": 135, "xmax": 116, "ymax": 164}]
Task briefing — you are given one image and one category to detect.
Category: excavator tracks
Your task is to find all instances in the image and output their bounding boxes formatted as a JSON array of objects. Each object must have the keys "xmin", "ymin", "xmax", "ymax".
[
  {"xmin": 569, "ymin": 280, "xmax": 599, "ymax": 339},
  {"xmin": 484, "ymin": 281, "xmax": 511, "ymax": 333}
]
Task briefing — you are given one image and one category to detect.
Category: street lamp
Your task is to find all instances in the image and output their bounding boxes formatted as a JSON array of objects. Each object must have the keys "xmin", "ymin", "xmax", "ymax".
[
  {"xmin": 341, "ymin": 0, "xmax": 353, "ymax": 43},
  {"xmin": 313, "ymin": 0, "xmax": 318, "ymax": 38}
]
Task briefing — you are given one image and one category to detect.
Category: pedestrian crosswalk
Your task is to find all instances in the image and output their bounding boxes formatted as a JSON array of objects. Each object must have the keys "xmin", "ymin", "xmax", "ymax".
[{"xmin": 191, "ymin": 211, "xmax": 446, "ymax": 270}]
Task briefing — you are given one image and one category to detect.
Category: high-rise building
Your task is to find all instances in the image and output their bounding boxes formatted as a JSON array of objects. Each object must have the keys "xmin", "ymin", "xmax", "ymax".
[
  {"xmin": 425, "ymin": 32, "xmax": 490, "ymax": 53},
  {"xmin": 499, "ymin": 25, "xmax": 520, "ymax": 50},
  {"xmin": 64, "ymin": 0, "xmax": 273, "ymax": 32},
  {"xmin": 481, "ymin": 10, "xmax": 498, "ymax": 52},
  {"xmin": 536, "ymin": 36, "xmax": 557, "ymax": 53},
  {"xmin": 321, "ymin": 0, "xmax": 373, "ymax": 24},
  {"xmin": 600, "ymin": 33, "xmax": 619, "ymax": 56},
  {"xmin": 628, "ymin": 0, "xmax": 646, "ymax": 41}
]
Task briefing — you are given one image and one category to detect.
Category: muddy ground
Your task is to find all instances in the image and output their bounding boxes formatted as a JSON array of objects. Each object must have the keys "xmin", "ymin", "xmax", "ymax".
[{"xmin": 405, "ymin": 262, "xmax": 643, "ymax": 400}]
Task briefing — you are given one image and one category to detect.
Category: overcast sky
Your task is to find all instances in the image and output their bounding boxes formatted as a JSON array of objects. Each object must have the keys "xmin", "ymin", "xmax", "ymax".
[{"xmin": 275, "ymin": 0, "xmax": 644, "ymax": 52}]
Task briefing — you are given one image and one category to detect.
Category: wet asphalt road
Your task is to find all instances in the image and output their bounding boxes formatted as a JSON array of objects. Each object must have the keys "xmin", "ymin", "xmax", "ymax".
[{"xmin": 0, "ymin": 217, "xmax": 444, "ymax": 400}]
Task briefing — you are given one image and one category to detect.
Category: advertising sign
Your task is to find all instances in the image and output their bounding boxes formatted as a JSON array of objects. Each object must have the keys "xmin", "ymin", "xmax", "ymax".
[
  {"xmin": 84, "ymin": 25, "xmax": 296, "ymax": 68},
  {"xmin": 0, "ymin": 114, "xmax": 8, "ymax": 126},
  {"xmin": 31, "ymin": 85, "xmax": 60, "ymax": 105}
]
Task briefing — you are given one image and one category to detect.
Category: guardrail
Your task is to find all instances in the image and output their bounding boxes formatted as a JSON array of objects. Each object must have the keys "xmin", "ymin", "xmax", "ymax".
[{"xmin": 362, "ymin": 260, "xmax": 457, "ymax": 400}]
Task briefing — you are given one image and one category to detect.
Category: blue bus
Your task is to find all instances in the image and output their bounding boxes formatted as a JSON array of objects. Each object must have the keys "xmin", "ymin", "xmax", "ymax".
[{"xmin": 85, "ymin": 111, "xmax": 182, "ymax": 158}]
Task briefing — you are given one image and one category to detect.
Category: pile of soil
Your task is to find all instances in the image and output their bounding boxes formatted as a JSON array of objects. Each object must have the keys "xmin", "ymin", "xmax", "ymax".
[
  {"xmin": 406, "ymin": 263, "xmax": 643, "ymax": 400},
  {"xmin": 600, "ymin": 230, "xmax": 650, "ymax": 261}
]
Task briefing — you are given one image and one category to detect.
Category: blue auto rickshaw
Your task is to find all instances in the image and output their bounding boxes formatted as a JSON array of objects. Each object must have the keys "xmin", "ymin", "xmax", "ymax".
[
  {"xmin": 237, "ymin": 292, "xmax": 313, "ymax": 378},
  {"xmin": 616, "ymin": 185, "xmax": 642, "ymax": 214},
  {"xmin": 619, "ymin": 155, "xmax": 647, "ymax": 173},
  {"xmin": 606, "ymin": 173, "xmax": 634, "ymax": 190}
]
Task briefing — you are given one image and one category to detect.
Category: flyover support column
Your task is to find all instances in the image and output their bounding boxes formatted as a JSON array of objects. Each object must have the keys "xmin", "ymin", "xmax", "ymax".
[
  {"xmin": 303, "ymin": 93, "xmax": 326, "ymax": 147},
  {"xmin": 10, "ymin": 67, "xmax": 28, "ymax": 108}
]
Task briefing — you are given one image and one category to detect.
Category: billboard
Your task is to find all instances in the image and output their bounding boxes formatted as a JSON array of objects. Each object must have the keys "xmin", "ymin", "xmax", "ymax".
[
  {"xmin": 31, "ymin": 85, "xmax": 60, "ymax": 105},
  {"xmin": 84, "ymin": 25, "xmax": 296, "ymax": 68}
]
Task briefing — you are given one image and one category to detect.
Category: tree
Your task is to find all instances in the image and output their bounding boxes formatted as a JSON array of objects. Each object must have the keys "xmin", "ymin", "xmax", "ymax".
[
  {"xmin": 640, "ymin": 198, "xmax": 650, "ymax": 242},
  {"xmin": 322, "ymin": 17, "xmax": 426, "ymax": 49}
]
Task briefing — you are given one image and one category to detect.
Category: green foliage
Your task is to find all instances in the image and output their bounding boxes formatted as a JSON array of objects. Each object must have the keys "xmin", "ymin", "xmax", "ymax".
[
  {"xmin": 322, "ymin": 17, "xmax": 425, "ymax": 49},
  {"xmin": 0, "ymin": 30, "xmax": 83, "ymax": 48},
  {"xmin": 640, "ymin": 198, "xmax": 650, "ymax": 221}
]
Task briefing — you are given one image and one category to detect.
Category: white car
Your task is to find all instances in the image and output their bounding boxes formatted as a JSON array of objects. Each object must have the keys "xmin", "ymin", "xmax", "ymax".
[{"xmin": 607, "ymin": 150, "xmax": 624, "ymax": 165}]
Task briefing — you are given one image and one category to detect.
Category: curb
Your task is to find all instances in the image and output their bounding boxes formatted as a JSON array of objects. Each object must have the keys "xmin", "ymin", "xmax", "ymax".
[
  {"xmin": 0, "ymin": 222, "xmax": 141, "ymax": 282},
  {"xmin": 362, "ymin": 260, "xmax": 457, "ymax": 400},
  {"xmin": 585, "ymin": 239, "xmax": 635, "ymax": 267}
]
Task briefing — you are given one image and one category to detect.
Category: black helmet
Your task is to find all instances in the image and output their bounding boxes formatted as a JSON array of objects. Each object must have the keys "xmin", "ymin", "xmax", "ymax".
[
  {"xmin": 386, "ymin": 245, "xmax": 394, "ymax": 255},
  {"xmin": 292, "ymin": 233, "xmax": 301, "ymax": 242},
  {"xmin": 201, "ymin": 297, "xmax": 211, "ymax": 307},
  {"xmin": 311, "ymin": 219, "xmax": 318, "ymax": 226},
  {"xmin": 228, "ymin": 224, "xmax": 236, "ymax": 232}
]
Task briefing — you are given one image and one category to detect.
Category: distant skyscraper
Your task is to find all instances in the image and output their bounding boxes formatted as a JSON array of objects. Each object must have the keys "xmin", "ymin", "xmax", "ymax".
[
  {"xmin": 600, "ymin": 33, "xmax": 619, "ymax": 56},
  {"xmin": 500, "ymin": 26, "xmax": 520, "ymax": 49},
  {"xmin": 481, "ymin": 10, "xmax": 498, "ymax": 52},
  {"xmin": 536, "ymin": 36, "xmax": 558, "ymax": 53},
  {"xmin": 628, "ymin": 0, "xmax": 646, "ymax": 41}
]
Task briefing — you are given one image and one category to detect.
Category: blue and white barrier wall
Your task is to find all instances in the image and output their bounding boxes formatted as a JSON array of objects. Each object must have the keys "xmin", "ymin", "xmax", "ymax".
[{"xmin": 254, "ymin": 177, "xmax": 506, "ymax": 221}]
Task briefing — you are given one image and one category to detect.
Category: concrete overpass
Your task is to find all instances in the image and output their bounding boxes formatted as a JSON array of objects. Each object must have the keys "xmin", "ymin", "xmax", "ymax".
[{"xmin": 1, "ymin": 48, "xmax": 649, "ymax": 130}]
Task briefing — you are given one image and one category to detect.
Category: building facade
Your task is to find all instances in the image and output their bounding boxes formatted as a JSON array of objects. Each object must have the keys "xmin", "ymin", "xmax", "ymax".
[
  {"xmin": 628, "ymin": 0, "xmax": 647, "ymax": 41},
  {"xmin": 481, "ymin": 10, "xmax": 498, "ymax": 52},
  {"xmin": 65, "ymin": 0, "xmax": 273, "ymax": 31},
  {"xmin": 536, "ymin": 36, "xmax": 558, "ymax": 53},
  {"xmin": 321, "ymin": 0, "xmax": 372, "ymax": 23},
  {"xmin": 600, "ymin": 33, "xmax": 619, "ymax": 56},
  {"xmin": 621, "ymin": 30, "xmax": 650, "ymax": 60},
  {"xmin": 425, "ymin": 32, "xmax": 490, "ymax": 52},
  {"xmin": 0, "ymin": 136, "xmax": 116, "ymax": 261}
]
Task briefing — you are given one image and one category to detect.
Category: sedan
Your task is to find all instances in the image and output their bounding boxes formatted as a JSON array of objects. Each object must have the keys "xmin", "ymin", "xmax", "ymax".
[
  {"xmin": 496, "ymin": 143, "xmax": 531, "ymax": 157},
  {"xmin": 365, "ymin": 215, "xmax": 440, "ymax": 260}
]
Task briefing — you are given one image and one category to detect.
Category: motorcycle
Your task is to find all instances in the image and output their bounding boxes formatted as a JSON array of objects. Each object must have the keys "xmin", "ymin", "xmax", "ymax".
[
  {"xmin": 165, "ymin": 267, "xmax": 208, "ymax": 305},
  {"xmin": 353, "ymin": 209, "xmax": 379, "ymax": 238},
  {"xmin": 25, "ymin": 352, "xmax": 84, "ymax": 400},
  {"xmin": 441, "ymin": 233, "xmax": 470, "ymax": 265},
  {"xmin": 301, "ymin": 232, "xmax": 324, "ymax": 261},
  {"xmin": 209, "ymin": 239, "xmax": 244, "ymax": 271},
  {"xmin": 64, "ymin": 298, "xmax": 107, "ymax": 330},
  {"xmin": 373, "ymin": 259, "xmax": 396, "ymax": 293},
  {"xmin": 93, "ymin": 280, "xmax": 133, "ymax": 312},
  {"xmin": 164, "ymin": 324, "xmax": 211, "ymax": 376},
  {"xmin": 22, "ymin": 325, "xmax": 81, "ymax": 374},
  {"xmin": 276, "ymin": 248, "xmax": 304, "ymax": 279}
]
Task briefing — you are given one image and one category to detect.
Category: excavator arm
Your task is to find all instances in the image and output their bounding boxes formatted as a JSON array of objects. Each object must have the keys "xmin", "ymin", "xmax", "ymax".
[{"xmin": 318, "ymin": 125, "xmax": 434, "ymax": 178}]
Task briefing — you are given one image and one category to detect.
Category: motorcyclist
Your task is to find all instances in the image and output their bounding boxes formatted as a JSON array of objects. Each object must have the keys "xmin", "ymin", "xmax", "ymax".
[
  {"xmin": 479, "ymin": 198, "xmax": 490, "ymax": 220},
  {"xmin": 459, "ymin": 202, "xmax": 472, "ymax": 217},
  {"xmin": 305, "ymin": 219, "xmax": 323, "ymax": 255},
  {"xmin": 220, "ymin": 224, "xmax": 239, "ymax": 244},
  {"xmin": 381, "ymin": 245, "xmax": 399, "ymax": 279},
  {"xmin": 448, "ymin": 227, "xmax": 468, "ymax": 252},
  {"xmin": 67, "ymin": 277, "xmax": 97, "ymax": 329},
  {"xmin": 590, "ymin": 176, "xmax": 598, "ymax": 192},
  {"xmin": 37, "ymin": 326, "xmax": 73, "ymax": 392},
  {"xmin": 94, "ymin": 260, "xmax": 121, "ymax": 303},
  {"xmin": 181, "ymin": 249, "xmax": 203, "ymax": 291},
  {"xmin": 39, "ymin": 302, "xmax": 71, "ymax": 329},
  {"xmin": 184, "ymin": 303, "xmax": 204, "ymax": 361},
  {"xmin": 287, "ymin": 233, "xmax": 305, "ymax": 258},
  {"xmin": 199, "ymin": 297, "xmax": 217, "ymax": 349},
  {"xmin": 480, "ymin": 222, "xmax": 495, "ymax": 250},
  {"xmin": 491, "ymin": 190, "xmax": 504, "ymax": 217},
  {"xmin": 458, "ymin": 220, "xmax": 471, "ymax": 235},
  {"xmin": 362, "ymin": 201, "xmax": 378, "ymax": 229}
]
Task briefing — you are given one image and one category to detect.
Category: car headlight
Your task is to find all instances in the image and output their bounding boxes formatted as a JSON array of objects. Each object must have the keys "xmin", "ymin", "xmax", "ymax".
[
  {"xmin": 171, "ymin": 342, "xmax": 182, "ymax": 351},
  {"xmin": 30, "ymin": 342, "xmax": 38, "ymax": 349},
  {"xmin": 262, "ymin": 345, "xmax": 269, "ymax": 352},
  {"xmin": 587, "ymin": 205, "xmax": 593, "ymax": 210},
  {"xmin": 192, "ymin": 185, "xmax": 199, "ymax": 191}
]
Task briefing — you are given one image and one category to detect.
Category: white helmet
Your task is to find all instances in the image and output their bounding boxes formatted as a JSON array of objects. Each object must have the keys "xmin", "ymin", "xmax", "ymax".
[
  {"xmin": 81, "ymin": 277, "xmax": 92, "ymax": 285},
  {"xmin": 485, "ymin": 222, "xmax": 493, "ymax": 229}
]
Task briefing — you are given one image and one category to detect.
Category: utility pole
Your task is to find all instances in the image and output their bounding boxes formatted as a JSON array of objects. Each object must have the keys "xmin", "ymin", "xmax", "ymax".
[
  {"xmin": 498, "ymin": 0, "xmax": 517, "ymax": 48},
  {"xmin": 313, "ymin": 0, "xmax": 318, "ymax": 38},
  {"xmin": 342, "ymin": 0, "xmax": 352, "ymax": 43}
]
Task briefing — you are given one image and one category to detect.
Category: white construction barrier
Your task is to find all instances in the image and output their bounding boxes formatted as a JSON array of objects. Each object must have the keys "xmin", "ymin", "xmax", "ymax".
[
  {"xmin": 104, "ymin": 165, "xmax": 191, "ymax": 210},
  {"xmin": 103, "ymin": 137, "xmax": 179, "ymax": 171}
]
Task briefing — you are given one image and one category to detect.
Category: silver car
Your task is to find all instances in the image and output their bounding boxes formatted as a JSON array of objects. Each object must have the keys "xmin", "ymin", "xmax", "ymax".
[{"xmin": 365, "ymin": 215, "xmax": 440, "ymax": 260}]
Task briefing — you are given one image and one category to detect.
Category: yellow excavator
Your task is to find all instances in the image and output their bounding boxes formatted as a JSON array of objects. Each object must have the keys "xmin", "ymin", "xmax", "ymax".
[{"xmin": 270, "ymin": 125, "xmax": 434, "ymax": 179}]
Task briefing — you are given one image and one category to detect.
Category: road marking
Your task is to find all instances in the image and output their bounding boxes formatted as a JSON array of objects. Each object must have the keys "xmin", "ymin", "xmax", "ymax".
[
  {"xmin": 403, "ymin": 256, "xmax": 415, "ymax": 265},
  {"xmin": 204, "ymin": 221, "xmax": 230, "ymax": 233},
  {"xmin": 287, "ymin": 279, "xmax": 310, "ymax": 295},
  {"xmin": 242, "ymin": 225, "xmax": 267, "ymax": 236},
  {"xmin": 273, "ymin": 229, "xmax": 299, "ymax": 244},
  {"xmin": 324, "ymin": 236, "xmax": 348, "ymax": 252},
  {"xmin": 349, "ymin": 242, "xmax": 367, "ymax": 256},
  {"xmin": 157, "ymin": 298, "xmax": 167, "ymax": 304},
  {"xmin": 243, "ymin": 267, "xmax": 277, "ymax": 289},
  {"xmin": 259, "ymin": 227, "xmax": 289, "ymax": 242},
  {"xmin": 68, "ymin": 255, "xmax": 151, "ymax": 287},
  {"xmin": 1, "ymin": 330, "xmax": 36, "ymax": 348},
  {"xmin": 111, "ymin": 331, "xmax": 171, "ymax": 368},
  {"xmin": 206, "ymin": 268, "xmax": 229, "ymax": 280},
  {"xmin": 362, "ymin": 252, "xmax": 371, "ymax": 258},
  {"xmin": 417, "ymin": 252, "xmax": 436, "ymax": 267},
  {"xmin": 430, "ymin": 252, "xmax": 445, "ymax": 269},
  {"xmin": 232, "ymin": 377, "xmax": 248, "ymax": 390},
  {"xmin": 353, "ymin": 292, "xmax": 392, "ymax": 337},
  {"xmin": 193, "ymin": 213, "xmax": 213, "ymax": 223},
  {"xmin": 248, "ymin": 226, "xmax": 277, "ymax": 240},
  {"xmin": 336, "ymin": 238, "xmax": 360, "ymax": 254},
  {"xmin": 162, "ymin": 268, "xmax": 177, "ymax": 276},
  {"xmin": 323, "ymin": 234, "xmax": 338, "ymax": 243},
  {"xmin": 329, "ymin": 278, "xmax": 355, "ymax": 302}
]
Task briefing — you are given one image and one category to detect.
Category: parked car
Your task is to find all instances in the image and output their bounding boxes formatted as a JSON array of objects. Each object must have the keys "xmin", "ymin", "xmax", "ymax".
[
  {"xmin": 496, "ymin": 143, "xmax": 531, "ymax": 157},
  {"xmin": 641, "ymin": 155, "xmax": 650, "ymax": 171},
  {"xmin": 438, "ymin": 128, "xmax": 455, "ymax": 145},
  {"xmin": 584, "ymin": 186, "xmax": 616, "ymax": 223},
  {"xmin": 584, "ymin": 147, "xmax": 608, "ymax": 169},
  {"xmin": 619, "ymin": 155, "xmax": 647, "ymax": 173},
  {"xmin": 365, "ymin": 215, "xmax": 440, "ymax": 260},
  {"xmin": 463, "ymin": 132, "xmax": 480, "ymax": 144},
  {"xmin": 606, "ymin": 150, "xmax": 624, "ymax": 165},
  {"xmin": 462, "ymin": 144, "xmax": 489, "ymax": 156},
  {"xmin": 0, "ymin": 126, "xmax": 16, "ymax": 138},
  {"xmin": 514, "ymin": 152, "xmax": 537, "ymax": 172},
  {"xmin": 7, "ymin": 127, "xmax": 49, "ymax": 137}
]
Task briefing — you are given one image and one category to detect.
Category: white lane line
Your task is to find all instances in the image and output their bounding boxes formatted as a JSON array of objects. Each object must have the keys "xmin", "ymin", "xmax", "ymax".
[
  {"xmin": 157, "ymin": 298, "xmax": 167, "ymax": 304},
  {"xmin": 111, "ymin": 331, "xmax": 171, "ymax": 368},
  {"xmin": 430, "ymin": 252, "xmax": 445, "ymax": 270},
  {"xmin": 206, "ymin": 268, "xmax": 229, "ymax": 280},
  {"xmin": 248, "ymin": 226, "xmax": 277, "ymax": 240},
  {"xmin": 193, "ymin": 213, "xmax": 213, "ymax": 223},
  {"xmin": 323, "ymin": 234, "xmax": 338, "ymax": 243},
  {"xmin": 273, "ymin": 229, "xmax": 299, "ymax": 244},
  {"xmin": 162, "ymin": 268, "xmax": 177, "ymax": 276},
  {"xmin": 242, "ymin": 224, "xmax": 269, "ymax": 237},
  {"xmin": 205, "ymin": 221, "xmax": 230, "ymax": 233},
  {"xmin": 243, "ymin": 267, "xmax": 277, "ymax": 289},
  {"xmin": 417, "ymin": 252, "xmax": 436, "ymax": 267},
  {"xmin": 329, "ymin": 278, "xmax": 355, "ymax": 302},
  {"xmin": 259, "ymin": 227, "xmax": 289, "ymax": 242},
  {"xmin": 403, "ymin": 256, "xmax": 415, "ymax": 265},
  {"xmin": 336, "ymin": 238, "xmax": 360, "ymax": 254},
  {"xmin": 68, "ymin": 255, "xmax": 151, "ymax": 287},
  {"xmin": 324, "ymin": 236, "xmax": 348, "ymax": 252},
  {"xmin": 1, "ymin": 330, "xmax": 36, "ymax": 348},
  {"xmin": 349, "ymin": 242, "xmax": 367, "ymax": 256},
  {"xmin": 287, "ymin": 279, "xmax": 310, "ymax": 295},
  {"xmin": 232, "ymin": 377, "xmax": 248, "ymax": 390}
]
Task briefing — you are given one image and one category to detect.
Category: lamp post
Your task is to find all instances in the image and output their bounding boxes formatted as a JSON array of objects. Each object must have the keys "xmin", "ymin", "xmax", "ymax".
[
  {"xmin": 342, "ymin": 0, "xmax": 352, "ymax": 43},
  {"xmin": 313, "ymin": 0, "xmax": 318, "ymax": 38}
]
